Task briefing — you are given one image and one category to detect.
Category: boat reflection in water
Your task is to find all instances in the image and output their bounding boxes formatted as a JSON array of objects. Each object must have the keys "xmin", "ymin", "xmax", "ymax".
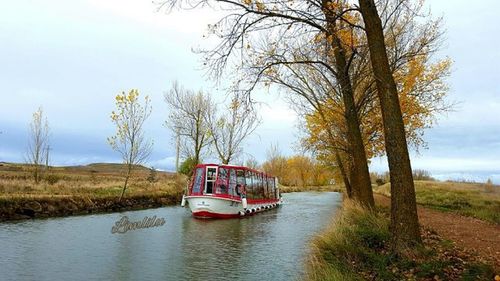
[{"xmin": 181, "ymin": 164, "xmax": 282, "ymax": 218}]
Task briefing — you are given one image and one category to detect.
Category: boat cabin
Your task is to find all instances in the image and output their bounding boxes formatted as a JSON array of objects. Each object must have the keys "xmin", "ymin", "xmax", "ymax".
[{"xmin": 189, "ymin": 164, "xmax": 278, "ymax": 201}]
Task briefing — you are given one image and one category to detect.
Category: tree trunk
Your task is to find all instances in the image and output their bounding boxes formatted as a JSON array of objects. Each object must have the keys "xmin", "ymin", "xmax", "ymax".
[
  {"xmin": 322, "ymin": 1, "xmax": 374, "ymax": 208},
  {"xmin": 358, "ymin": 0, "xmax": 421, "ymax": 248},
  {"xmin": 34, "ymin": 165, "xmax": 40, "ymax": 184},
  {"xmin": 119, "ymin": 165, "xmax": 132, "ymax": 201},
  {"xmin": 335, "ymin": 62, "xmax": 374, "ymax": 208},
  {"xmin": 335, "ymin": 151, "xmax": 352, "ymax": 198}
]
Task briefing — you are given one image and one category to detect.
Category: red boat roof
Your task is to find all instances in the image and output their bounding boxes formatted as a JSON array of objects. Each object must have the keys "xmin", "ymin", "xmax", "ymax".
[{"xmin": 194, "ymin": 163, "xmax": 275, "ymax": 178}]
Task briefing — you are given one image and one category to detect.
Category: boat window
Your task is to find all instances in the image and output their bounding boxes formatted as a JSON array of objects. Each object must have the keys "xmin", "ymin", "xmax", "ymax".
[
  {"xmin": 216, "ymin": 167, "xmax": 228, "ymax": 194},
  {"xmin": 262, "ymin": 175, "xmax": 268, "ymax": 199},
  {"xmin": 192, "ymin": 167, "xmax": 204, "ymax": 194},
  {"xmin": 245, "ymin": 171, "xmax": 253, "ymax": 199},
  {"xmin": 265, "ymin": 176, "xmax": 270, "ymax": 199},
  {"xmin": 274, "ymin": 178, "xmax": 278, "ymax": 199},
  {"xmin": 236, "ymin": 170, "xmax": 245, "ymax": 196},
  {"xmin": 205, "ymin": 167, "xmax": 217, "ymax": 194},
  {"xmin": 255, "ymin": 173, "xmax": 262, "ymax": 199},
  {"xmin": 269, "ymin": 177, "xmax": 275, "ymax": 199},
  {"xmin": 250, "ymin": 172, "xmax": 256, "ymax": 199},
  {"xmin": 236, "ymin": 170, "xmax": 245, "ymax": 184},
  {"xmin": 228, "ymin": 169, "xmax": 237, "ymax": 196}
]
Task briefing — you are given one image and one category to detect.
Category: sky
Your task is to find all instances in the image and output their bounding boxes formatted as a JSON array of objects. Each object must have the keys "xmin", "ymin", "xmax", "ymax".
[{"xmin": 0, "ymin": 0, "xmax": 499, "ymax": 183}]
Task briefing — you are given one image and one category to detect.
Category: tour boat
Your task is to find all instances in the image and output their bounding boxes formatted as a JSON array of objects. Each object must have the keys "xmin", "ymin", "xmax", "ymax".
[{"xmin": 180, "ymin": 163, "xmax": 282, "ymax": 218}]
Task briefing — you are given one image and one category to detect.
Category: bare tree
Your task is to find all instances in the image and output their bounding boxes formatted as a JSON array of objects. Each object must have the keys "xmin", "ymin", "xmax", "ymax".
[
  {"xmin": 108, "ymin": 90, "xmax": 153, "ymax": 201},
  {"xmin": 26, "ymin": 107, "xmax": 50, "ymax": 184},
  {"xmin": 244, "ymin": 155, "xmax": 260, "ymax": 169},
  {"xmin": 206, "ymin": 94, "xmax": 260, "ymax": 164},
  {"xmin": 164, "ymin": 81, "xmax": 212, "ymax": 165}
]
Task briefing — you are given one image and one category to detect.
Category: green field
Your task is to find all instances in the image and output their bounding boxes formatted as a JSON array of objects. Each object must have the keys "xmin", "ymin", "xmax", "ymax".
[{"xmin": 373, "ymin": 180, "xmax": 500, "ymax": 224}]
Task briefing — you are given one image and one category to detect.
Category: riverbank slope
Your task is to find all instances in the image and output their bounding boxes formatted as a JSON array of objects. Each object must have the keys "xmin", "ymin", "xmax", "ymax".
[
  {"xmin": 305, "ymin": 180, "xmax": 499, "ymax": 280},
  {"xmin": 0, "ymin": 162, "xmax": 185, "ymax": 221},
  {"xmin": 305, "ymin": 200, "xmax": 497, "ymax": 280}
]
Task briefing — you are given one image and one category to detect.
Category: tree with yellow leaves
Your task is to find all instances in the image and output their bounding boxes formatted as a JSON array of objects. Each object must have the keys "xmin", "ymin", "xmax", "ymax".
[
  {"xmin": 160, "ymin": 0, "xmax": 451, "ymax": 249},
  {"xmin": 261, "ymin": 143, "xmax": 288, "ymax": 180},
  {"xmin": 285, "ymin": 155, "xmax": 313, "ymax": 187},
  {"xmin": 108, "ymin": 89, "xmax": 153, "ymax": 201},
  {"xmin": 254, "ymin": 0, "xmax": 450, "ymax": 205}
]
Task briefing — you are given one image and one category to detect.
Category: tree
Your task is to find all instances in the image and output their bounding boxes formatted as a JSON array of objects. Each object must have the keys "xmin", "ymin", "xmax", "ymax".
[
  {"xmin": 358, "ymin": 0, "xmax": 421, "ymax": 248},
  {"xmin": 108, "ymin": 90, "xmax": 153, "ymax": 201},
  {"xmin": 178, "ymin": 156, "xmax": 198, "ymax": 176},
  {"xmin": 251, "ymin": 0, "xmax": 449, "ymax": 206},
  {"xmin": 164, "ymin": 82, "xmax": 212, "ymax": 165},
  {"xmin": 285, "ymin": 155, "xmax": 313, "ymax": 186},
  {"xmin": 262, "ymin": 57, "xmax": 374, "ymax": 204},
  {"xmin": 26, "ymin": 107, "xmax": 50, "ymax": 184},
  {"xmin": 206, "ymin": 94, "xmax": 260, "ymax": 164},
  {"xmin": 485, "ymin": 178, "xmax": 494, "ymax": 193},
  {"xmin": 147, "ymin": 166, "xmax": 158, "ymax": 183},
  {"xmin": 261, "ymin": 144, "xmax": 287, "ymax": 180},
  {"xmin": 244, "ymin": 156, "xmax": 259, "ymax": 170}
]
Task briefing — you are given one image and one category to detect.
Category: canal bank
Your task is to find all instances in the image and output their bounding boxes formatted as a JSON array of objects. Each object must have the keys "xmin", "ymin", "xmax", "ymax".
[
  {"xmin": 305, "ymin": 200, "xmax": 497, "ymax": 280},
  {"xmin": 0, "ymin": 193, "xmax": 182, "ymax": 222}
]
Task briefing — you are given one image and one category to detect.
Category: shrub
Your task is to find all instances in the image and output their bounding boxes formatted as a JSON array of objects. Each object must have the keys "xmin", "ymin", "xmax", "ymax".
[
  {"xmin": 376, "ymin": 178, "xmax": 385, "ymax": 186},
  {"xmin": 306, "ymin": 200, "xmax": 391, "ymax": 280},
  {"xmin": 413, "ymin": 169, "xmax": 435, "ymax": 181},
  {"xmin": 90, "ymin": 170, "xmax": 98, "ymax": 184},
  {"xmin": 178, "ymin": 157, "xmax": 198, "ymax": 176},
  {"xmin": 147, "ymin": 167, "xmax": 158, "ymax": 183},
  {"xmin": 45, "ymin": 174, "xmax": 61, "ymax": 185},
  {"xmin": 484, "ymin": 178, "xmax": 494, "ymax": 193}
]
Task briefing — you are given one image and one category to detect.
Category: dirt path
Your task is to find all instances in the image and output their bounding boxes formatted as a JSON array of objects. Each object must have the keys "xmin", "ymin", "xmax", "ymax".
[{"xmin": 374, "ymin": 194, "xmax": 500, "ymax": 270}]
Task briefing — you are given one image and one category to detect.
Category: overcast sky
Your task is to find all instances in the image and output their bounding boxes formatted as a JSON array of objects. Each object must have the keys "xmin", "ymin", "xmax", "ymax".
[{"xmin": 0, "ymin": 0, "xmax": 499, "ymax": 183}]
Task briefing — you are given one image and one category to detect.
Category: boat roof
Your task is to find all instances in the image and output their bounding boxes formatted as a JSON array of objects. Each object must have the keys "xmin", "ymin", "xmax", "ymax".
[{"xmin": 194, "ymin": 163, "xmax": 275, "ymax": 178}]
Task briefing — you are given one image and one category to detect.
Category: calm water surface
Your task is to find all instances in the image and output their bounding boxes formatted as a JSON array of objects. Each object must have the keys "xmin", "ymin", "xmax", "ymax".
[{"xmin": 0, "ymin": 192, "xmax": 341, "ymax": 281}]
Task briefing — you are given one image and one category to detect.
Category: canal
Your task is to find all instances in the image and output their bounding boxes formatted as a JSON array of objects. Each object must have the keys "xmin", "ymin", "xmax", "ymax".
[{"xmin": 0, "ymin": 192, "xmax": 341, "ymax": 281}]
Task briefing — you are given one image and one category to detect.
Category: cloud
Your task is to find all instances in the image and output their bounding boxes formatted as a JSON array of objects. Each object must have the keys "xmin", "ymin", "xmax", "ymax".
[
  {"xmin": 148, "ymin": 156, "xmax": 176, "ymax": 172},
  {"xmin": 87, "ymin": 0, "xmax": 225, "ymax": 34},
  {"xmin": 1, "ymin": 0, "xmax": 499, "ymax": 186}
]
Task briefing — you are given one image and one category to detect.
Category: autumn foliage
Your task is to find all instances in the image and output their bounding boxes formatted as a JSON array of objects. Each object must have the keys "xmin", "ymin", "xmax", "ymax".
[{"xmin": 260, "ymin": 148, "xmax": 335, "ymax": 187}]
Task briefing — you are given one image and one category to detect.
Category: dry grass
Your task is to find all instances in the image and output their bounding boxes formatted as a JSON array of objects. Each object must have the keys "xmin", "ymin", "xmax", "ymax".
[
  {"xmin": 0, "ymin": 162, "xmax": 187, "ymax": 201},
  {"xmin": 304, "ymin": 200, "xmax": 495, "ymax": 281},
  {"xmin": 373, "ymin": 180, "xmax": 500, "ymax": 224},
  {"xmin": 279, "ymin": 185, "xmax": 344, "ymax": 193}
]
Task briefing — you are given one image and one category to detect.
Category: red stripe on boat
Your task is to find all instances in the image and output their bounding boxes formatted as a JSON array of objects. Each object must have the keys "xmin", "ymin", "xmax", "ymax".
[{"xmin": 192, "ymin": 211, "xmax": 241, "ymax": 219}]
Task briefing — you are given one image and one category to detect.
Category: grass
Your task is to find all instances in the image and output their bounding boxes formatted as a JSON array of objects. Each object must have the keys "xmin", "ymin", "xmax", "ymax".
[
  {"xmin": 305, "ymin": 200, "xmax": 495, "ymax": 281},
  {"xmin": 373, "ymin": 180, "xmax": 500, "ymax": 224},
  {"xmin": 0, "ymin": 162, "xmax": 186, "ymax": 201},
  {"xmin": 279, "ymin": 185, "xmax": 344, "ymax": 193}
]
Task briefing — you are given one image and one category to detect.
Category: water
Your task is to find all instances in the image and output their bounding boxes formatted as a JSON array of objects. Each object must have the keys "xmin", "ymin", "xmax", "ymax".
[{"xmin": 0, "ymin": 192, "xmax": 341, "ymax": 281}]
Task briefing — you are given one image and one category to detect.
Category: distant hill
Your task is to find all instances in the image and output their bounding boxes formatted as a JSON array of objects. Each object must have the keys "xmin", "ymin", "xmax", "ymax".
[{"xmin": 0, "ymin": 162, "xmax": 173, "ymax": 175}]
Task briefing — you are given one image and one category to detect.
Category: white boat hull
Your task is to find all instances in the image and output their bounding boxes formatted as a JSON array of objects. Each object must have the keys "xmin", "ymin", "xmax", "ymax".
[{"xmin": 185, "ymin": 196, "xmax": 280, "ymax": 218}]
